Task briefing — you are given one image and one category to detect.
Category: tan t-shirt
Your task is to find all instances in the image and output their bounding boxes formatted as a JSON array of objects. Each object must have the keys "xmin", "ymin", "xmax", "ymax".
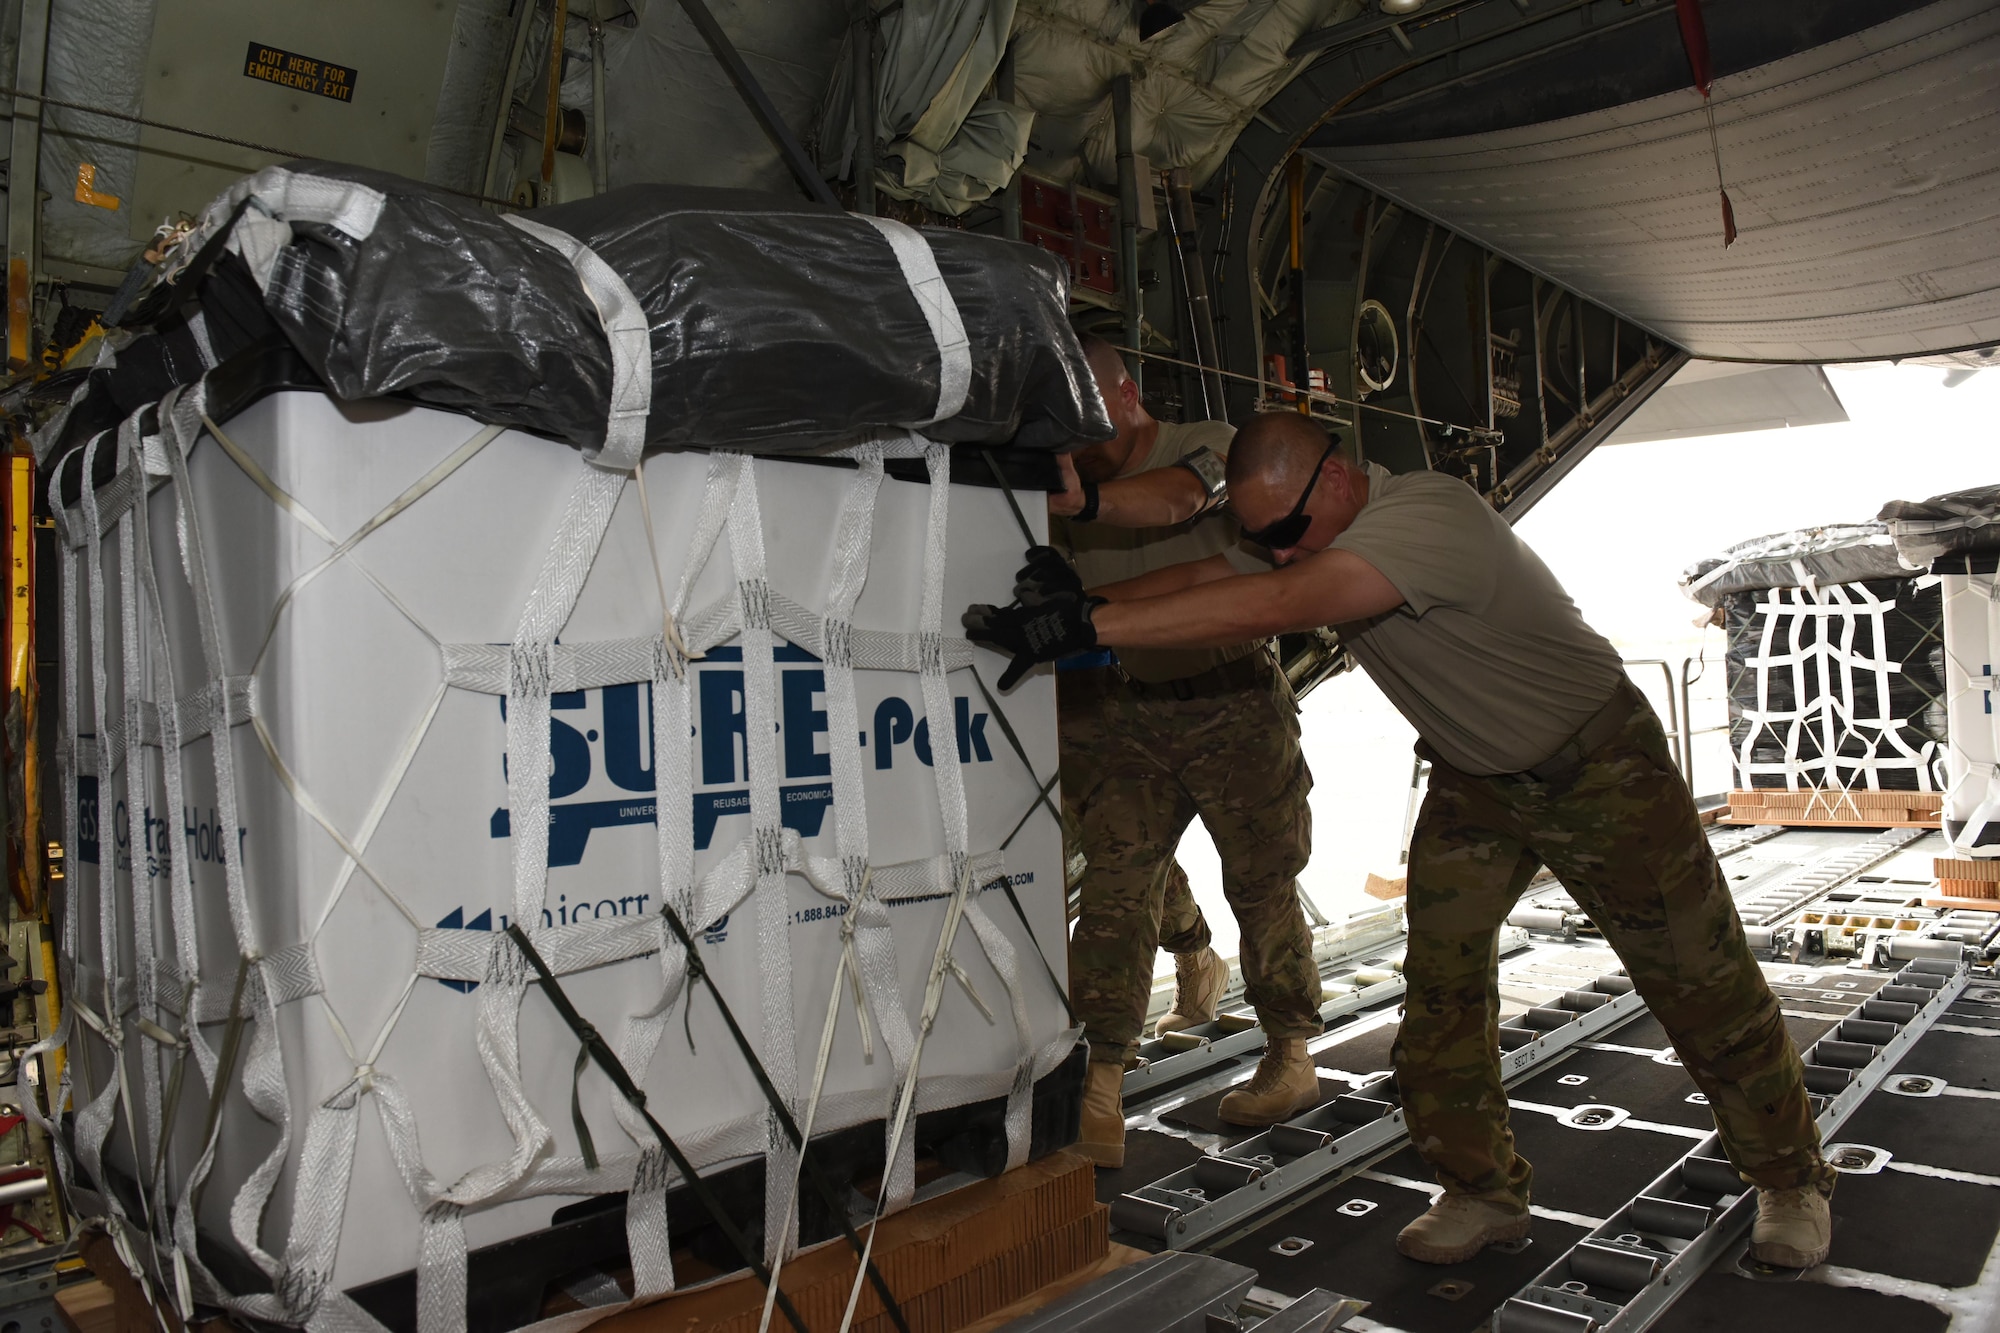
[
  {"xmin": 1331, "ymin": 464, "xmax": 1626, "ymax": 776},
  {"xmin": 1055, "ymin": 419, "xmax": 1263, "ymax": 683}
]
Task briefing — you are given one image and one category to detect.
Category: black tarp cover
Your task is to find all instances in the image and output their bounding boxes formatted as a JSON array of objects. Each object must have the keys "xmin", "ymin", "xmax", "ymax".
[{"xmin": 49, "ymin": 162, "xmax": 1112, "ymax": 463}]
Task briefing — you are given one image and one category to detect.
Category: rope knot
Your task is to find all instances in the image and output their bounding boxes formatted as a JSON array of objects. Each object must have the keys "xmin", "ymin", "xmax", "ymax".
[{"xmin": 653, "ymin": 632, "xmax": 688, "ymax": 682}]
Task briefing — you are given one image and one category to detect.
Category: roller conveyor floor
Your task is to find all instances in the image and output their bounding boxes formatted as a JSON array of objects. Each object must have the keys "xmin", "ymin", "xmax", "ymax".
[{"xmin": 1086, "ymin": 827, "xmax": 2000, "ymax": 1333}]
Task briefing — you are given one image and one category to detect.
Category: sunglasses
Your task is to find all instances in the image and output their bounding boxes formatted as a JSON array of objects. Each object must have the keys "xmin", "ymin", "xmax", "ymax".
[{"xmin": 1240, "ymin": 440, "xmax": 1339, "ymax": 549}]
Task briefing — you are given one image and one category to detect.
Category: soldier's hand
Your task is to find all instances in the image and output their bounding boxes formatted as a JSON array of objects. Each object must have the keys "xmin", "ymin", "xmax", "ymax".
[
  {"xmin": 1016, "ymin": 545, "xmax": 1084, "ymax": 604},
  {"xmin": 963, "ymin": 591, "xmax": 1104, "ymax": 691}
]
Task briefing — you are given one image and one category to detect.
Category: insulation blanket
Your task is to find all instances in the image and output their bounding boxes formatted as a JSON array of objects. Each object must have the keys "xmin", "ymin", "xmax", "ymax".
[
  {"xmin": 126, "ymin": 162, "xmax": 1112, "ymax": 458},
  {"xmin": 1681, "ymin": 522, "xmax": 1915, "ymax": 608},
  {"xmin": 48, "ymin": 388, "xmax": 1072, "ymax": 1322},
  {"xmin": 1881, "ymin": 485, "xmax": 2000, "ymax": 569},
  {"xmin": 1722, "ymin": 577, "xmax": 1945, "ymax": 794}
]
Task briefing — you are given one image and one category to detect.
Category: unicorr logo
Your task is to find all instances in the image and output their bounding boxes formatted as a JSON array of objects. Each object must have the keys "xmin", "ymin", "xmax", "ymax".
[{"xmin": 489, "ymin": 643, "xmax": 993, "ymax": 867}]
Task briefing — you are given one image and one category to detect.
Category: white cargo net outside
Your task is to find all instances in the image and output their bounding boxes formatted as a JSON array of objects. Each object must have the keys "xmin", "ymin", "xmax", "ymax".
[
  {"xmin": 1733, "ymin": 581, "xmax": 1943, "ymax": 806},
  {"xmin": 29, "ymin": 168, "xmax": 1077, "ymax": 1333},
  {"xmin": 1937, "ymin": 568, "xmax": 2000, "ymax": 853}
]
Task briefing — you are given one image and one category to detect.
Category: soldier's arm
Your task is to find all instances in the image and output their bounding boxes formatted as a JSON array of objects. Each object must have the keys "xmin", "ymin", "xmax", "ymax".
[
  {"xmin": 1093, "ymin": 548, "xmax": 1404, "ymax": 650},
  {"xmin": 1049, "ymin": 451, "xmax": 1210, "ymax": 526},
  {"xmin": 1091, "ymin": 552, "xmax": 1240, "ymax": 601}
]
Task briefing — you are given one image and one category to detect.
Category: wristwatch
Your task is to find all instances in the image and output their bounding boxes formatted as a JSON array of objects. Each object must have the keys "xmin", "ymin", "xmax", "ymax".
[{"xmin": 1174, "ymin": 446, "xmax": 1229, "ymax": 512}]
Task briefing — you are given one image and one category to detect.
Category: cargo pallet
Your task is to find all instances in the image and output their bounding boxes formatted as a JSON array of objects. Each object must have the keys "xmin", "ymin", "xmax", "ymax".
[
  {"xmin": 1927, "ymin": 856, "xmax": 2000, "ymax": 912},
  {"xmin": 1723, "ymin": 788, "xmax": 1942, "ymax": 829}
]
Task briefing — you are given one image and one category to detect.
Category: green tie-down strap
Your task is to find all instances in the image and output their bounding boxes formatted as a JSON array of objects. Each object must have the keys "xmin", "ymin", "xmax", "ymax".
[
  {"xmin": 569, "ymin": 1040, "xmax": 597, "ymax": 1173},
  {"xmin": 658, "ymin": 904, "xmax": 915, "ymax": 1333},
  {"xmin": 503, "ymin": 924, "xmax": 811, "ymax": 1333}
]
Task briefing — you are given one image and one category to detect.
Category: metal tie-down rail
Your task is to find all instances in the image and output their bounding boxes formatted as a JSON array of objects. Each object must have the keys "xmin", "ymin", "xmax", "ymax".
[
  {"xmin": 1703, "ymin": 822, "xmax": 1786, "ymax": 859},
  {"xmin": 1494, "ymin": 958, "xmax": 1971, "ymax": 1333},
  {"xmin": 1124, "ymin": 918, "xmax": 1524, "ymax": 1103},
  {"xmin": 1519, "ymin": 827, "xmax": 1932, "ymax": 946},
  {"xmin": 1733, "ymin": 826, "xmax": 1931, "ymax": 929},
  {"xmin": 1111, "ymin": 969, "xmax": 1648, "ymax": 1251},
  {"xmin": 1125, "ymin": 970, "xmax": 1406, "ymax": 1103},
  {"xmin": 1510, "ymin": 823, "xmax": 1792, "ymax": 937}
]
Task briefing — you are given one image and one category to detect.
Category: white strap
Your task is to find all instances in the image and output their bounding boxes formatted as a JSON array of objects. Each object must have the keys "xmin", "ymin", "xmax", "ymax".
[
  {"xmin": 505, "ymin": 215, "xmax": 653, "ymax": 471},
  {"xmin": 424, "ymin": 208, "xmax": 656, "ymax": 1296},
  {"xmin": 211, "ymin": 167, "xmax": 389, "ymax": 289},
  {"xmin": 722, "ymin": 457, "xmax": 803, "ymax": 1262},
  {"xmin": 611, "ymin": 451, "xmax": 740, "ymax": 1297},
  {"xmin": 437, "ymin": 602, "xmax": 974, "ymax": 693},
  {"xmin": 859, "ymin": 218, "xmax": 971, "ymax": 427},
  {"xmin": 112, "ymin": 416, "xmax": 169, "ymax": 1251}
]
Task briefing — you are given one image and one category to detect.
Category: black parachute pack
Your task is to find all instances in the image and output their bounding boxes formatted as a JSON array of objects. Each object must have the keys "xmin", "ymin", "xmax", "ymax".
[{"xmin": 43, "ymin": 161, "xmax": 1112, "ymax": 470}]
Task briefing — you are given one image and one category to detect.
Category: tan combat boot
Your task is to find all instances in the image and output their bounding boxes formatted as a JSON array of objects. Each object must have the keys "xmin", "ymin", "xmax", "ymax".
[
  {"xmin": 1155, "ymin": 947, "xmax": 1232, "ymax": 1037},
  {"xmin": 1076, "ymin": 1060, "xmax": 1127, "ymax": 1169},
  {"xmin": 1749, "ymin": 1182, "xmax": 1832, "ymax": 1268},
  {"xmin": 1217, "ymin": 1037, "xmax": 1321, "ymax": 1126},
  {"xmin": 1396, "ymin": 1190, "xmax": 1532, "ymax": 1264}
]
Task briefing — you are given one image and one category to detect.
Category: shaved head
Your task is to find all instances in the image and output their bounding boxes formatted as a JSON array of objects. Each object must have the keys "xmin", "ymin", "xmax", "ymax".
[
  {"xmin": 1226, "ymin": 411, "xmax": 1364, "ymax": 559},
  {"xmin": 1228, "ymin": 411, "xmax": 1338, "ymax": 497},
  {"xmin": 1071, "ymin": 333, "xmax": 1152, "ymax": 480},
  {"xmin": 1079, "ymin": 333, "xmax": 1131, "ymax": 398}
]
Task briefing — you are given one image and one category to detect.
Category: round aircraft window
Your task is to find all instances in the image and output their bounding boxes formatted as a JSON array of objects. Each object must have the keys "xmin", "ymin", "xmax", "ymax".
[{"xmin": 1355, "ymin": 299, "xmax": 1399, "ymax": 393}]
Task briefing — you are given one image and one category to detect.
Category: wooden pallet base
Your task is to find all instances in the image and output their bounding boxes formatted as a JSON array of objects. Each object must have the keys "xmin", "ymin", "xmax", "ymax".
[
  {"xmin": 597, "ymin": 1151, "xmax": 1108, "ymax": 1333},
  {"xmin": 956, "ymin": 1244, "xmax": 1152, "ymax": 1333},
  {"xmin": 1933, "ymin": 858, "xmax": 2000, "ymax": 909},
  {"xmin": 73, "ymin": 1156, "xmax": 1108, "ymax": 1333},
  {"xmin": 1723, "ymin": 789, "xmax": 1942, "ymax": 829},
  {"xmin": 1726, "ymin": 816, "xmax": 1943, "ymax": 829},
  {"xmin": 1924, "ymin": 897, "xmax": 2000, "ymax": 912}
]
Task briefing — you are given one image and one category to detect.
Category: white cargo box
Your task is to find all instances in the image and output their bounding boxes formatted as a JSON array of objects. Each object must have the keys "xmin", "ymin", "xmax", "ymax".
[
  {"xmin": 50, "ymin": 384, "xmax": 1073, "ymax": 1328},
  {"xmin": 1938, "ymin": 556, "xmax": 2000, "ymax": 853}
]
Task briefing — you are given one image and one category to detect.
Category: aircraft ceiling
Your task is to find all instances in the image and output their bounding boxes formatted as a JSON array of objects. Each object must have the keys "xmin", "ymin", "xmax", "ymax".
[{"xmin": 1303, "ymin": 0, "xmax": 2000, "ymax": 363}]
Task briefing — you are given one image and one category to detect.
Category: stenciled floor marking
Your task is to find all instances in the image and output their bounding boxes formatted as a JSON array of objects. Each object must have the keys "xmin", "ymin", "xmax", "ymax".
[
  {"xmin": 1506, "ymin": 1098, "xmax": 1712, "ymax": 1142},
  {"xmin": 1357, "ymin": 1169, "xmax": 1608, "ymax": 1231}
]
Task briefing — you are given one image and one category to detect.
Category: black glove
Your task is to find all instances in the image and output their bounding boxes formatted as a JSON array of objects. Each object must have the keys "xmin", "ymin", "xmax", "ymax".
[
  {"xmin": 963, "ymin": 589, "xmax": 1104, "ymax": 690},
  {"xmin": 1016, "ymin": 545, "xmax": 1085, "ymax": 604}
]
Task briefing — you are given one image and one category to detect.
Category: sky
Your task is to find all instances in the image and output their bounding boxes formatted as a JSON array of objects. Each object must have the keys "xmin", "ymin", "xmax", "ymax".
[{"xmin": 1169, "ymin": 362, "xmax": 2000, "ymax": 968}]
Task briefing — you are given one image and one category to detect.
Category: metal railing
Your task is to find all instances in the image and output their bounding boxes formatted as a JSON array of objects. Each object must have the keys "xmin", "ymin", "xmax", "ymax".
[
  {"xmin": 1393, "ymin": 657, "xmax": 1726, "ymax": 867},
  {"xmin": 1625, "ymin": 656, "xmax": 1728, "ymax": 796}
]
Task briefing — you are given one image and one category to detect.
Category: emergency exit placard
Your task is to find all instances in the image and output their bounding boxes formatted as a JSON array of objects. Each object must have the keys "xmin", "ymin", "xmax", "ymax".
[{"xmin": 243, "ymin": 42, "xmax": 357, "ymax": 103}]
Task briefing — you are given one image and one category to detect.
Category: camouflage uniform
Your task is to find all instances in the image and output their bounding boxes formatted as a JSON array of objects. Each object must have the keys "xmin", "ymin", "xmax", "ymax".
[
  {"xmin": 1396, "ymin": 681, "xmax": 1833, "ymax": 1203},
  {"xmin": 1061, "ymin": 652, "xmax": 1324, "ymax": 1068},
  {"xmin": 1063, "ymin": 815, "xmax": 1209, "ymax": 956}
]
